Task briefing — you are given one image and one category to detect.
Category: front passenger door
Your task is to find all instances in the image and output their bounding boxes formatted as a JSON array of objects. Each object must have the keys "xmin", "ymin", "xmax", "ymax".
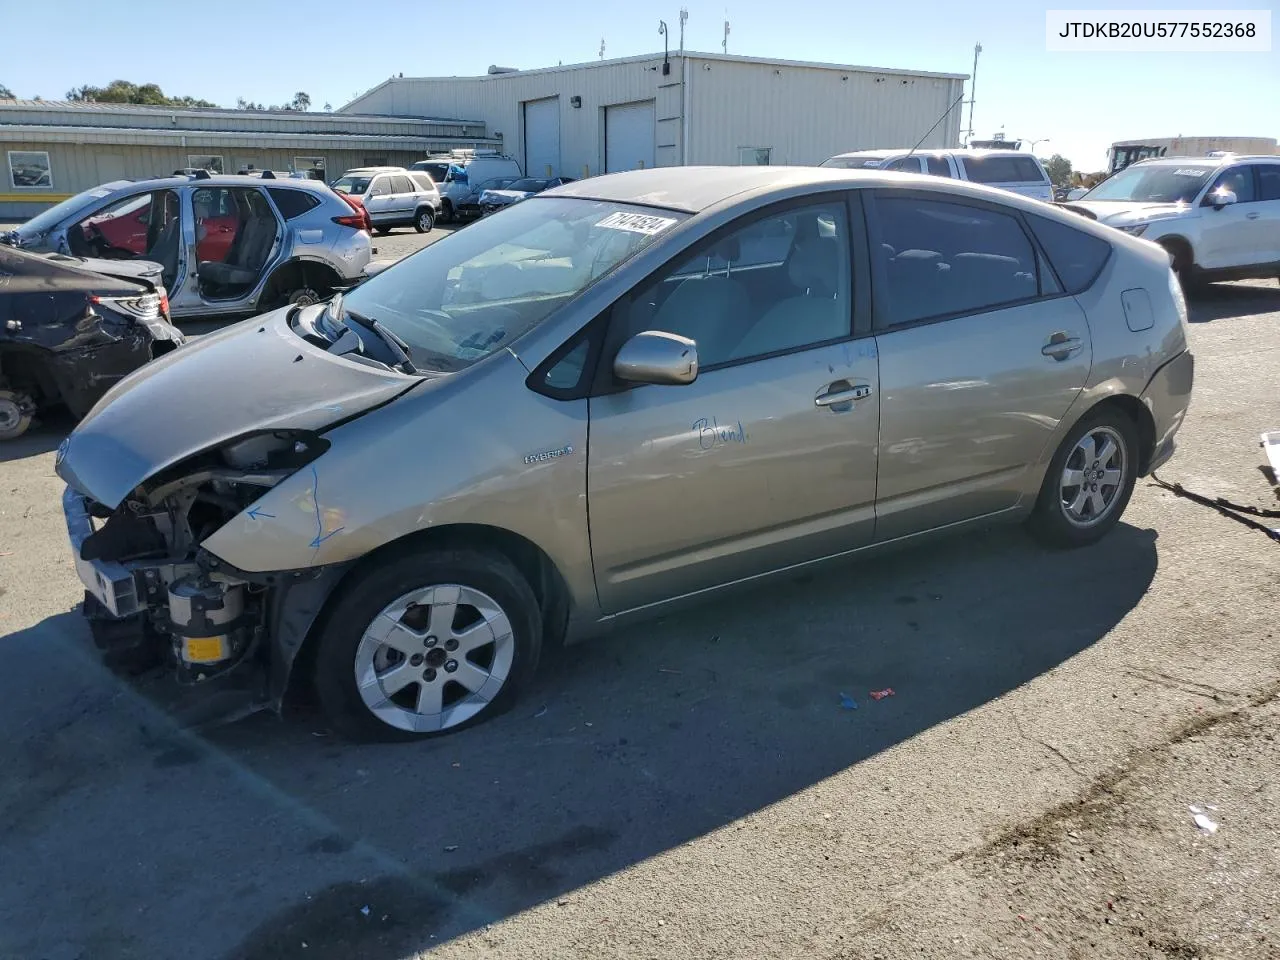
[
  {"xmin": 364, "ymin": 176, "xmax": 394, "ymax": 225},
  {"xmin": 867, "ymin": 192, "xmax": 1093, "ymax": 541},
  {"xmin": 587, "ymin": 197, "xmax": 879, "ymax": 614},
  {"xmin": 1197, "ymin": 165, "xmax": 1261, "ymax": 269},
  {"xmin": 389, "ymin": 174, "xmax": 417, "ymax": 220}
]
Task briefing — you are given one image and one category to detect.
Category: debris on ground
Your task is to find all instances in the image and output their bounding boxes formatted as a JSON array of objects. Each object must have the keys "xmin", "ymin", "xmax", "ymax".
[
  {"xmin": 839, "ymin": 692, "xmax": 859, "ymax": 710},
  {"xmin": 658, "ymin": 668, "xmax": 682, "ymax": 674},
  {"xmin": 870, "ymin": 688, "xmax": 895, "ymax": 701},
  {"xmin": 444, "ymin": 845, "xmax": 459, "ymax": 852},
  {"xmin": 359, "ymin": 905, "xmax": 371, "ymax": 917},
  {"xmin": 1190, "ymin": 804, "xmax": 1220, "ymax": 834},
  {"xmin": 533, "ymin": 705, "xmax": 548, "ymax": 718}
]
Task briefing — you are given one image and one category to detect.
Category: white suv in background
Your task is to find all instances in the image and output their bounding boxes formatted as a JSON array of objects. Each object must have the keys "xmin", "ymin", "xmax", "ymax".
[
  {"xmin": 820, "ymin": 148, "xmax": 1054, "ymax": 202},
  {"xmin": 330, "ymin": 167, "xmax": 440, "ymax": 235},
  {"xmin": 1064, "ymin": 155, "xmax": 1280, "ymax": 289}
]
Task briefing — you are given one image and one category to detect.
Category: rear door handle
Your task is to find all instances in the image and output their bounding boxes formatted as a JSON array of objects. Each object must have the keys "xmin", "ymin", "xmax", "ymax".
[
  {"xmin": 815, "ymin": 383, "xmax": 872, "ymax": 407},
  {"xmin": 1042, "ymin": 333, "xmax": 1083, "ymax": 360},
  {"xmin": 1246, "ymin": 212, "xmax": 1260, "ymax": 220}
]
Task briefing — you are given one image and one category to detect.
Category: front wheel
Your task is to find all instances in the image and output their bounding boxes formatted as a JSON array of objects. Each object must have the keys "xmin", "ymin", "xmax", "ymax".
[
  {"xmin": 414, "ymin": 207, "xmax": 435, "ymax": 233},
  {"xmin": 1028, "ymin": 408, "xmax": 1139, "ymax": 548},
  {"xmin": 313, "ymin": 547, "xmax": 542, "ymax": 741}
]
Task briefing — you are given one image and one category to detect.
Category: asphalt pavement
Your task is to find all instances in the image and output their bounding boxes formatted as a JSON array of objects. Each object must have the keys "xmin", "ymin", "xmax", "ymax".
[{"xmin": 2, "ymin": 238, "xmax": 1279, "ymax": 959}]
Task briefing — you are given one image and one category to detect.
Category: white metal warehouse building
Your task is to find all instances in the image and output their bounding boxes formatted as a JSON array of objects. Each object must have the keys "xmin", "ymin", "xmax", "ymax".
[
  {"xmin": 340, "ymin": 51, "xmax": 968, "ymax": 180},
  {"xmin": 0, "ymin": 100, "xmax": 500, "ymax": 218}
]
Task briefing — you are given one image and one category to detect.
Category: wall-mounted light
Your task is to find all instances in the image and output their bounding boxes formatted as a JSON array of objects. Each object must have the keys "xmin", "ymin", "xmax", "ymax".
[{"xmin": 570, "ymin": 96, "xmax": 582, "ymax": 108}]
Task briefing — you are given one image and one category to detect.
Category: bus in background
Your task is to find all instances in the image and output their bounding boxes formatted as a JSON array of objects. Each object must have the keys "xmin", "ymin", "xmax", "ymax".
[{"xmin": 1107, "ymin": 136, "xmax": 1278, "ymax": 175}]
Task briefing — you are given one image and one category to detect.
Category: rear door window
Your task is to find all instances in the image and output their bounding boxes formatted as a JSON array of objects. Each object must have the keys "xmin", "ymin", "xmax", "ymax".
[
  {"xmin": 962, "ymin": 155, "xmax": 1048, "ymax": 184},
  {"xmin": 1257, "ymin": 165, "xmax": 1280, "ymax": 202},
  {"xmin": 871, "ymin": 195, "xmax": 1041, "ymax": 327},
  {"xmin": 390, "ymin": 175, "xmax": 415, "ymax": 194},
  {"xmin": 1025, "ymin": 214, "xmax": 1113, "ymax": 294},
  {"xmin": 925, "ymin": 155, "xmax": 952, "ymax": 177}
]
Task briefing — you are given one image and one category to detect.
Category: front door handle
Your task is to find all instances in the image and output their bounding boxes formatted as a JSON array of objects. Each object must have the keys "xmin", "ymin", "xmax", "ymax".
[
  {"xmin": 1246, "ymin": 212, "xmax": 1260, "ymax": 220},
  {"xmin": 815, "ymin": 383, "xmax": 872, "ymax": 407},
  {"xmin": 1041, "ymin": 332, "xmax": 1083, "ymax": 361}
]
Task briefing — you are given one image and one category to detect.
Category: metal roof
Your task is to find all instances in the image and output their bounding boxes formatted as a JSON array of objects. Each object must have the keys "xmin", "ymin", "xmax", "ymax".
[{"xmin": 0, "ymin": 98, "xmax": 485, "ymax": 127}]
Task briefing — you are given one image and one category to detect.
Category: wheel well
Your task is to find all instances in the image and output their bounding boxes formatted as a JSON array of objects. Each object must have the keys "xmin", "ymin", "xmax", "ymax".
[
  {"xmin": 284, "ymin": 523, "xmax": 572, "ymax": 705},
  {"xmin": 261, "ymin": 259, "xmax": 342, "ymax": 307},
  {"xmin": 0, "ymin": 347, "xmax": 59, "ymax": 406},
  {"xmin": 1156, "ymin": 235, "xmax": 1193, "ymax": 270},
  {"xmin": 1089, "ymin": 394, "xmax": 1157, "ymax": 474}
]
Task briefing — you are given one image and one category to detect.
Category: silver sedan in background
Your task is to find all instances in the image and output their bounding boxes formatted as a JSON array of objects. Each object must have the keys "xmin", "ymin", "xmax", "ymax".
[{"xmin": 56, "ymin": 166, "xmax": 1193, "ymax": 741}]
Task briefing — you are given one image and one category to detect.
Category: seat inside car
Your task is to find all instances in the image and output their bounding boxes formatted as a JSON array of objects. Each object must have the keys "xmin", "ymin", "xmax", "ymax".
[
  {"xmin": 647, "ymin": 236, "xmax": 752, "ymax": 364},
  {"xmin": 199, "ymin": 190, "xmax": 278, "ymax": 290}
]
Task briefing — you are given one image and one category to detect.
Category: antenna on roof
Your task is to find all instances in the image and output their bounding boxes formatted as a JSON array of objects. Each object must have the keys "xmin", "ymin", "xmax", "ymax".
[
  {"xmin": 903, "ymin": 91, "xmax": 966, "ymax": 160},
  {"xmin": 599, "ymin": 38, "xmax": 605, "ymax": 59},
  {"xmin": 679, "ymin": 8, "xmax": 688, "ymax": 55},
  {"xmin": 722, "ymin": 13, "xmax": 730, "ymax": 53}
]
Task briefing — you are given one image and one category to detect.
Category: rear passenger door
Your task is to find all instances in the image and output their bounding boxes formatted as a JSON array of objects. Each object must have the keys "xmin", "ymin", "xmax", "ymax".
[
  {"xmin": 389, "ymin": 174, "xmax": 417, "ymax": 220},
  {"xmin": 867, "ymin": 191, "xmax": 1095, "ymax": 540}
]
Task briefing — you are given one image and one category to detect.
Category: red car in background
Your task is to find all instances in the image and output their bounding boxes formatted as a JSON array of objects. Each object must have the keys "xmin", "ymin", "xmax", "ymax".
[{"xmin": 85, "ymin": 193, "xmax": 239, "ymax": 262}]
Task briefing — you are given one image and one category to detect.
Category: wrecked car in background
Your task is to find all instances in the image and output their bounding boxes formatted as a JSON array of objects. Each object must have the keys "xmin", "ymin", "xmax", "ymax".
[
  {"xmin": 0, "ymin": 246, "xmax": 184, "ymax": 440},
  {"xmin": 479, "ymin": 176, "xmax": 576, "ymax": 215},
  {"xmin": 55, "ymin": 167, "xmax": 1192, "ymax": 744}
]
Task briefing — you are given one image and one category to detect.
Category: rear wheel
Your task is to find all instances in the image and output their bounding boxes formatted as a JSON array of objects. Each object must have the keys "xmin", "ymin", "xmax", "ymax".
[
  {"xmin": 373, "ymin": 225, "xmax": 391, "ymax": 235},
  {"xmin": 313, "ymin": 547, "xmax": 542, "ymax": 742},
  {"xmin": 414, "ymin": 207, "xmax": 435, "ymax": 233},
  {"xmin": 1028, "ymin": 407, "xmax": 1139, "ymax": 548},
  {"xmin": 440, "ymin": 199, "xmax": 454, "ymax": 224},
  {"xmin": 287, "ymin": 286, "xmax": 325, "ymax": 308},
  {"xmin": 1159, "ymin": 239, "xmax": 1197, "ymax": 293},
  {"xmin": 0, "ymin": 388, "xmax": 34, "ymax": 441}
]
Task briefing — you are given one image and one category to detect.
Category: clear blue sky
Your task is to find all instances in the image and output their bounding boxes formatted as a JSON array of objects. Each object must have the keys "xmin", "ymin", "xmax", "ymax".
[{"xmin": 3, "ymin": 0, "xmax": 1276, "ymax": 172}]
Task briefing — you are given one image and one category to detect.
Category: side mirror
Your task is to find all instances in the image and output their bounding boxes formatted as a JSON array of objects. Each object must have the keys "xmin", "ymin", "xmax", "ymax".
[
  {"xmin": 613, "ymin": 331, "xmax": 699, "ymax": 386},
  {"xmin": 1209, "ymin": 188, "xmax": 1237, "ymax": 210}
]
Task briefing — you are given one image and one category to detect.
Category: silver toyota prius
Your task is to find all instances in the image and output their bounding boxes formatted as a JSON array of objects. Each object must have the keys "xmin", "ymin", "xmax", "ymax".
[{"xmin": 56, "ymin": 166, "xmax": 1194, "ymax": 741}]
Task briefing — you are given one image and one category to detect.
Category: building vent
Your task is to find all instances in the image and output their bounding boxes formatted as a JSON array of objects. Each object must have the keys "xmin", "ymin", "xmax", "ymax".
[{"xmin": 488, "ymin": 65, "xmax": 520, "ymax": 75}]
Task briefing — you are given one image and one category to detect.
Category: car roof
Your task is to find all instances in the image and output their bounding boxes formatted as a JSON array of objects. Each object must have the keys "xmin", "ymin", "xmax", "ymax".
[
  {"xmin": 546, "ymin": 165, "xmax": 1051, "ymax": 214},
  {"xmin": 828, "ymin": 148, "xmax": 1037, "ymax": 161},
  {"xmin": 107, "ymin": 174, "xmax": 332, "ymax": 193},
  {"xmin": 1130, "ymin": 154, "xmax": 1279, "ymax": 168}
]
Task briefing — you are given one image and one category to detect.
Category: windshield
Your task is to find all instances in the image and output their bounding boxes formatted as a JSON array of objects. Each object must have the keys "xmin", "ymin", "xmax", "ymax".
[
  {"xmin": 330, "ymin": 176, "xmax": 371, "ymax": 195},
  {"xmin": 1082, "ymin": 164, "xmax": 1214, "ymax": 203},
  {"xmin": 413, "ymin": 162, "xmax": 450, "ymax": 182},
  {"xmin": 339, "ymin": 197, "xmax": 686, "ymax": 373},
  {"xmin": 505, "ymin": 179, "xmax": 549, "ymax": 192},
  {"xmin": 15, "ymin": 185, "xmax": 118, "ymax": 236}
]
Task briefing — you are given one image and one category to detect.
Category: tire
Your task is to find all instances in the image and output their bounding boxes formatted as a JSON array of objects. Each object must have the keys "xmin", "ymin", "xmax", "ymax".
[
  {"xmin": 0, "ymin": 388, "xmax": 34, "ymax": 441},
  {"xmin": 313, "ymin": 547, "xmax": 542, "ymax": 742},
  {"xmin": 440, "ymin": 200, "xmax": 454, "ymax": 224},
  {"xmin": 373, "ymin": 226, "xmax": 391, "ymax": 235},
  {"xmin": 1028, "ymin": 406, "xmax": 1139, "ymax": 549},
  {"xmin": 1159, "ymin": 240, "xmax": 1197, "ymax": 294},
  {"xmin": 414, "ymin": 207, "xmax": 435, "ymax": 234}
]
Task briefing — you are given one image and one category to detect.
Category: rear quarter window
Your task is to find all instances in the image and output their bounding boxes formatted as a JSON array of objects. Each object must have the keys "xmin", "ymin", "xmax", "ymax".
[
  {"xmin": 267, "ymin": 188, "xmax": 321, "ymax": 220},
  {"xmin": 963, "ymin": 155, "xmax": 1048, "ymax": 184},
  {"xmin": 1026, "ymin": 214, "xmax": 1113, "ymax": 294}
]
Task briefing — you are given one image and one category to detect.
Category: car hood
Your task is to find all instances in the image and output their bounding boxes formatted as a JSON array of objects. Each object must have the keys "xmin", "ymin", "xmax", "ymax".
[
  {"xmin": 1063, "ymin": 200, "xmax": 1192, "ymax": 226},
  {"xmin": 55, "ymin": 306, "xmax": 419, "ymax": 508}
]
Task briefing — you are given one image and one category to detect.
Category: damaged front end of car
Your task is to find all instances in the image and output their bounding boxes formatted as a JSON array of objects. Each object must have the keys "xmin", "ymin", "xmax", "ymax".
[{"xmin": 63, "ymin": 428, "xmax": 336, "ymax": 714}]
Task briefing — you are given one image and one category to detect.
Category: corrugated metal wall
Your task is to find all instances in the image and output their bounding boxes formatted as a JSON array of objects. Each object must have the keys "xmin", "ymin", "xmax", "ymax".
[
  {"xmin": 345, "ymin": 57, "xmax": 681, "ymax": 178},
  {"xmin": 686, "ymin": 58, "xmax": 964, "ymax": 165}
]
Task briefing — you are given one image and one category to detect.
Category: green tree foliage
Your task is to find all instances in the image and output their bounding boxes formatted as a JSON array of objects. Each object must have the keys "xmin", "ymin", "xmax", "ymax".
[
  {"xmin": 0, "ymin": 82, "xmax": 14, "ymax": 99},
  {"xmin": 65, "ymin": 80, "xmax": 216, "ymax": 108},
  {"xmin": 1041, "ymin": 153, "xmax": 1074, "ymax": 187},
  {"xmin": 236, "ymin": 92, "xmax": 312, "ymax": 112}
]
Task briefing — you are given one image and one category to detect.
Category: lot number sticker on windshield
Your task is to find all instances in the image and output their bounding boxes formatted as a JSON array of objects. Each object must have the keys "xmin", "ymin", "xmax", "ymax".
[
  {"xmin": 1173, "ymin": 169, "xmax": 1209, "ymax": 177},
  {"xmin": 596, "ymin": 211, "xmax": 678, "ymax": 235}
]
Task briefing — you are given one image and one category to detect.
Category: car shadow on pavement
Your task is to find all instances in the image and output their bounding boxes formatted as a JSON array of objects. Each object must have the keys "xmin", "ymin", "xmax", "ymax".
[
  {"xmin": 0, "ymin": 521, "xmax": 1160, "ymax": 960},
  {"xmin": 1188, "ymin": 281, "xmax": 1280, "ymax": 323},
  {"xmin": 0, "ymin": 410, "xmax": 72, "ymax": 462}
]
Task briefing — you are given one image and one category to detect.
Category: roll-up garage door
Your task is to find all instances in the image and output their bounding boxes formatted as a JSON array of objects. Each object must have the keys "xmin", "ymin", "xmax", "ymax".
[
  {"xmin": 605, "ymin": 101, "xmax": 655, "ymax": 173},
  {"xmin": 523, "ymin": 97, "xmax": 560, "ymax": 178}
]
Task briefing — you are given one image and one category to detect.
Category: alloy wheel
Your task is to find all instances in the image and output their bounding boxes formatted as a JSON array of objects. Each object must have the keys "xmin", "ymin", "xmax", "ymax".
[
  {"xmin": 353, "ymin": 584, "xmax": 515, "ymax": 733},
  {"xmin": 1059, "ymin": 426, "xmax": 1127, "ymax": 528}
]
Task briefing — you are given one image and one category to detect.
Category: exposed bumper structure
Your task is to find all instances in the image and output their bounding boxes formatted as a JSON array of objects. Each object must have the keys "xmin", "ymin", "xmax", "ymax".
[{"xmin": 1140, "ymin": 348, "xmax": 1194, "ymax": 476}]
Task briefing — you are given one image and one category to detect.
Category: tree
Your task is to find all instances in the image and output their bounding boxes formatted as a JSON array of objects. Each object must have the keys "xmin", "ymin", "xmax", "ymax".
[
  {"xmin": 66, "ymin": 80, "xmax": 216, "ymax": 108},
  {"xmin": 323, "ymin": 102, "xmax": 332, "ymax": 112},
  {"xmin": 236, "ymin": 92, "xmax": 312, "ymax": 112},
  {"xmin": 0, "ymin": 82, "xmax": 14, "ymax": 99},
  {"xmin": 291, "ymin": 91, "xmax": 311, "ymax": 111},
  {"xmin": 1041, "ymin": 153, "xmax": 1073, "ymax": 188}
]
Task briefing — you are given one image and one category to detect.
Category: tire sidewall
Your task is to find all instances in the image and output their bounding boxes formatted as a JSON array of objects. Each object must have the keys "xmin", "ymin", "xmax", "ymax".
[
  {"xmin": 0, "ymin": 389, "xmax": 33, "ymax": 441},
  {"xmin": 414, "ymin": 208, "xmax": 434, "ymax": 233},
  {"xmin": 1030, "ymin": 407, "xmax": 1139, "ymax": 548},
  {"xmin": 313, "ymin": 547, "xmax": 542, "ymax": 742}
]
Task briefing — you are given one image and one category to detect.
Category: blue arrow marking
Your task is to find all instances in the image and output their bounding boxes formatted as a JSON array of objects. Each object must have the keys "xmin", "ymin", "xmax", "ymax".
[
  {"xmin": 246, "ymin": 506, "xmax": 275, "ymax": 520},
  {"xmin": 307, "ymin": 465, "xmax": 344, "ymax": 550}
]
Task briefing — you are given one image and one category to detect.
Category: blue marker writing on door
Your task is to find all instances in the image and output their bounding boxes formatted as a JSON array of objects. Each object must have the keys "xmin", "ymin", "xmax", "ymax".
[{"xmin": 693, "ymin": 417, "xmax": 749, "ymax": 451}]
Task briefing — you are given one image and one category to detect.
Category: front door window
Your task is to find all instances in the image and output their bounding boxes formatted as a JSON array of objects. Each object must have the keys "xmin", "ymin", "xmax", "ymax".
[{"xmin": 69, "ymin": 189, "xmax": 183, "ymax": 289}]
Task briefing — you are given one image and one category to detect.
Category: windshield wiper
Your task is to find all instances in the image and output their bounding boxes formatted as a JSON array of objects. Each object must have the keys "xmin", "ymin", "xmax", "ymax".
[{"xmin": 341, "ymin": 306, "xmax": 418, "ymax": 374}]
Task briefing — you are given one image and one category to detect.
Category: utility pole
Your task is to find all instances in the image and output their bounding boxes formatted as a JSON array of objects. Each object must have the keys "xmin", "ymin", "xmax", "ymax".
[
  {"xmin": 965, "ymin": 42, "xmax": 982, "ymax": 146},
  {"xmin": 679, "ymin": 7, "xmax": 688, "ymax": 55},
  {"xmin": 723, "ymin": 15, "xmax": 730, "ymax": 53}
]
